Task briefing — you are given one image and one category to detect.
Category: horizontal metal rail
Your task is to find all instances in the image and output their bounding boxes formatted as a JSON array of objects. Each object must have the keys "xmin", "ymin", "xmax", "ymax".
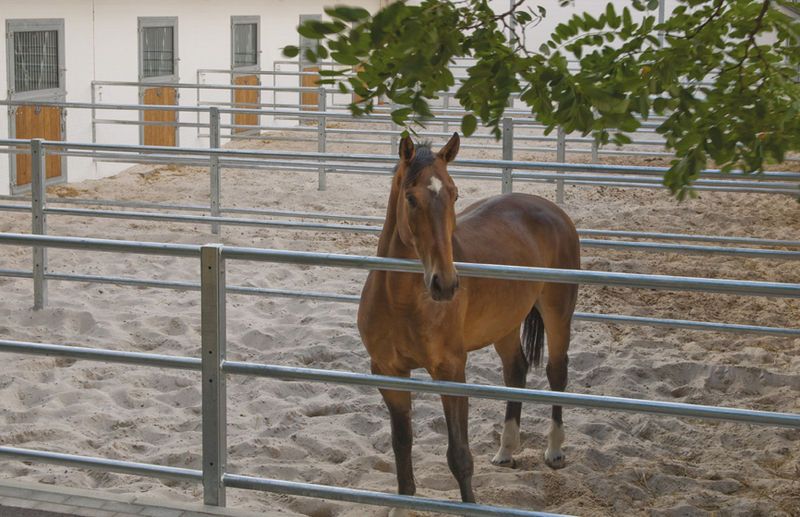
[
  {"xmin": 1, "ymin": 138, "xmax": 798, "ymax": 183},
  {"xmin": 0, "ymin": 446, "xmax": 202, "ymax": 483},
  {"xmin": 4, "ymin": 196, "xmax": 799, "ymax": 248},
  {"xmin": 2, "ymin": 337, "xmax": 798, "ymax": 428},
  {"xmin": 223, "ymin": 474, "xmax": 563, "ymax": 517},
  {"xmin": 0, "ymin": 268, "xmax": 33, "ymax": 279},
  {"xmin": 1, "ymin": 233, "xmax": 798, "ymax": 298},
  {"xmin": 222, "ymin": 362, "xmax": 800, "ymax": 427},
  {"xmin": 0, "ymin": 233, "xmax": 200, "ymax": 258},
  {"xmin": 0, "ymin": 268, "xmax": 794, "ymax": 337},
  {"xmin": 0, "ymin": 339, "xmax": 201, "ymax": 371},
  {"xmin": 221, "ymin": 246, "xmax": 800, "ymax": 298},
  {"xmin": 16, "ymin": 206, "xmax": 798, "ymax": 259}
]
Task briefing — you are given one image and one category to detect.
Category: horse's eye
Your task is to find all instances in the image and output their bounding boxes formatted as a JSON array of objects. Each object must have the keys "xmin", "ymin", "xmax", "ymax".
[{"xmin": 406, "ymin": 194, "xmax": 418, "ymax": 208}]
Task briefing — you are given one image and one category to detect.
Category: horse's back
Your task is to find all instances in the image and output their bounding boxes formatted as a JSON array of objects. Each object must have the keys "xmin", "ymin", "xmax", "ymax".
[{"xmin": 455, "ymin": 193, "xmax": 579, "ymax": 269}]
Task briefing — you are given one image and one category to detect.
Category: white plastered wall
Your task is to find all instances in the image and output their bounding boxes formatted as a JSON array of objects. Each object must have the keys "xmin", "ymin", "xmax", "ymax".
[
  {"xmin": 1, "ymin": 0, "xmax": 382, "ymax": 195},
  {"xmin": 0, "ymin": 0, "xmax": 95, "ymax": 195}
]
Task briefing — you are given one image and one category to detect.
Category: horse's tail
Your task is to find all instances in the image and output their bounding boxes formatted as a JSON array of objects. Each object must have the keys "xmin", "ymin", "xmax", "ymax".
[{"xmin": 522, "ymin": 305, "xmax": 546, "ymax": 369}]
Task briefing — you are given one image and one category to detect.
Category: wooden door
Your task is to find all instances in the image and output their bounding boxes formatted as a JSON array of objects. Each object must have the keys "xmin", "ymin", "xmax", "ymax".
[
  {"xmin": 233, "ymin": 74, "xmax": 260, "ymax": 133},
  {"xmin": 301, "ymin": 67, "xmax": 320, "ymax": 110},
  {"xmin": 14, "ymin": 105, "xmax": 63, "ymax": 187},
  {"xmin": 143, "ymin": 86, "xmax": 177, "ymax": 146},
  {"xmin": 352, "ymin": 64, "xmax": 365, "ymax": 104}
]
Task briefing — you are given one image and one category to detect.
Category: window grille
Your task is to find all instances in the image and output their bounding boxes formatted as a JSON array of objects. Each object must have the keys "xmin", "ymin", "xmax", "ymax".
[
  {"xmin": 233, "ymin": 23, "xmax": 258, "ymax": 67},
  {"xmin": 142, "ymin": 26, "xmax": 174, "ymax": 78},
  {"xmin": 299, "ymin": 14, "xmax": 322, "ymax": 63},
  {"xmin": 13, "ymin": 30, "xmax": 60, "ymax": 93}
]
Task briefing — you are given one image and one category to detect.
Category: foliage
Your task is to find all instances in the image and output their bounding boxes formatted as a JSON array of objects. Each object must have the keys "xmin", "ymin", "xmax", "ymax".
[{"xmin": 283, "ymin": 1, "xmax": 800, "ymax": 198}]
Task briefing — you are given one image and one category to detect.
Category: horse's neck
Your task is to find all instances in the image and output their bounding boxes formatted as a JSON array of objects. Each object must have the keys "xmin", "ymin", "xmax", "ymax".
[
  {"xmin": 377, "ymin": 174, "xmax": 412, "ymax": 258},
  {"xmin": 372, "ymin": 176, "xmax": 424, "ymax": 305}
]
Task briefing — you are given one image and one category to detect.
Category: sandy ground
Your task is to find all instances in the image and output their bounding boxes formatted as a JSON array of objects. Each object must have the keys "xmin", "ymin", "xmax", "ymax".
[{"xmin": 0, "ymin": 128, "xmax": 799, "ymax": 516}]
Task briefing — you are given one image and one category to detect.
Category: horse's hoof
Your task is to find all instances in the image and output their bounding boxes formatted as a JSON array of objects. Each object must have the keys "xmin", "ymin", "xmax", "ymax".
[
  {"xmin": 491, "ymin": 456, "xmax": 517, "ymax": 469},
  {"xmin": 544, "ymin": 449, "xmax": 566, "ymax": 469}
]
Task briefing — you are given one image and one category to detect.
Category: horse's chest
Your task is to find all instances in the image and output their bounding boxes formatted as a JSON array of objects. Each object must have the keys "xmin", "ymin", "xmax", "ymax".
[{"xmin": 361, "ymin": 305, "xmax": 463, "ymax": 371}]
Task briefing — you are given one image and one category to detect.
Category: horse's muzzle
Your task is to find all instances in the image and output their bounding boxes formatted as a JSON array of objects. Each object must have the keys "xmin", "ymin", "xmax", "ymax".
[{"xmin": 430, "ymin": 273, "xmax": 459, "ymax": 301}]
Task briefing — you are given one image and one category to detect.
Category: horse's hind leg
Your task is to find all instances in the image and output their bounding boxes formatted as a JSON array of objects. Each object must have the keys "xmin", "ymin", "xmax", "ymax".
[
  {"xmin": 539, "ymin": 282, "xmax": 578, "ymax": 469},
  {"xmin": 491, "ymin": 331, "xmax": 528, "ymax": 468}
]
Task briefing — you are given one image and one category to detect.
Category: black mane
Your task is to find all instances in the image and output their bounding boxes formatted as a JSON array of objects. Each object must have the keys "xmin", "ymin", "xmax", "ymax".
[{"xmin": 403, "ymin": 141, "xmax": 434, "ymax": 187}]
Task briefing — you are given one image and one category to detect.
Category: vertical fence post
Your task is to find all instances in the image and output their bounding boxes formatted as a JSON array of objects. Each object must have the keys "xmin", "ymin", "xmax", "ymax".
[
  {"xmin": 31, "ymin": 139, "xmax": 48, "ymax": 311},
  {"xmin": 556, "ymin": 126, "xmax": 566, "ymax": 204},
  {"xmin": 201, "ymin": 244, "xmax": 227, "ymax": 507},
  {"xmin": 657, "ymin": 0, "xmax": 666, "ymax": 47},
  {"xmin": 389, "ymin": 101, "xmax": 398, "ymax": 154},
  {"xmin": 209, "ymin": 108, "xmax": 221, "ymax": 235},
  {"xmin": 90, "ymin": 84, "xmax": 97, "ymax": 145},
  {"xmin": 591, "ymin": 136, "xmax": 599, "ymax": 163},
  {"xmin": 501, "ymin": 117, "xmax": 513, "ymax": 194},
  {"xmin": 442, "ymin": 94, "xmax": 450, "ymax": 134},
  {"xmin": 317, "ymin": 88, "xmax": 327, "ymax": 191},
  {"xmin": 197, "ymin": 70, "xmax": 203, "ymax": 138}
]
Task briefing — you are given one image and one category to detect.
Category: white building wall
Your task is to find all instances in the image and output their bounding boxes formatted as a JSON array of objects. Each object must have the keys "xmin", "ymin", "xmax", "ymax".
[
  {"xmin": 1, "ymin": 0, "xmax": 95, "ymax": 195},
  {"xmin": 1, "ymin": 0, "xmax": 381, "ymax": 195}
]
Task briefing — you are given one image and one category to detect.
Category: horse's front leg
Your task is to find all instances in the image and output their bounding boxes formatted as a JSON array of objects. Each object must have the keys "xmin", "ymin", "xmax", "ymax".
[
  {"xmin": 431, "ymin": 354, "xmax": 475, "ymax": 503},
  {"xmin": 373, "ymin": 362, "xmax": 416, "ymax": 503}
]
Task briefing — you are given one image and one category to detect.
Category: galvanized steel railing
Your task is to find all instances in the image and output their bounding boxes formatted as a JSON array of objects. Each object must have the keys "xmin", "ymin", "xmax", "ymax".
[
  {"xmin": 0, "ymin": 232, "xmax": 799, "ymax": 515},
  {"xmin": 1, "ymin": 138, "xmax": 799, "ymax": 337}
]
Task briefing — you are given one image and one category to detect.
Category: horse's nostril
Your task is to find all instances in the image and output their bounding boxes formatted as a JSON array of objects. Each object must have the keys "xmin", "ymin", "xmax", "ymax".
[{"xmin": 431, "ymin": 274, "xmax": 441, "ymax": 292}]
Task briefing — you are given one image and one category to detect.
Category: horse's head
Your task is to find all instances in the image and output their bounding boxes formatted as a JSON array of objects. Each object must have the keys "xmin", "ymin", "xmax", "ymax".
[{"xmin": 395, "ymin": 133, "xmax": 461, "ymax": 301}]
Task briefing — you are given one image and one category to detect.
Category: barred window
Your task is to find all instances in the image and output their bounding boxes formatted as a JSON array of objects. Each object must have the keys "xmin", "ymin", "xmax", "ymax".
[
  {"xmin": 233, "ymin": 23, "xmax": 258, "ymax": 67},
  {"xmin": 13, "ymin": 30, "xmax": 60, "ymax": 92},
  {"xmin": 299, "ymin": 14, "xmax": 322, "ymax": 63},
  {"xmin": 142, "ymin": 26, "xmax": 175, "ymax": 78}
]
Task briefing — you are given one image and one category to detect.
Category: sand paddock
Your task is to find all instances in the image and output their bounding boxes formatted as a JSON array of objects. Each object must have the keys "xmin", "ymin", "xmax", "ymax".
[{"xmin": 0, "ymin": 134, "xmax": 799, "ymax": 516}]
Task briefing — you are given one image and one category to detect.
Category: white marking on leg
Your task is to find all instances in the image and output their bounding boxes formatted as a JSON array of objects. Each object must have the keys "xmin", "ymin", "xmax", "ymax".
[
  {"xmin": 428, "ymin": 176, "xmax": 443, "ymax": 195},
  {"xmin": 491, "ymin": 419, "xmax": 520, "ymax": 466},
  {"xmin": 544, "ymin": 420, "xmax": 566, "ymax": 469}
]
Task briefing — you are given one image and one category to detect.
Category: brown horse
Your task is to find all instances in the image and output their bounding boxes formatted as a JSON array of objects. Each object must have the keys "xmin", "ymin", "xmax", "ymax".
[{"xmin": 357, "ymin": 133, "xmax": 580, "ymax": 508}]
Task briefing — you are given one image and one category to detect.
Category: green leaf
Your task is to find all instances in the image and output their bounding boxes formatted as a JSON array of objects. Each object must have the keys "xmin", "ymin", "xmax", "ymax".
[
  {"xmin": 324, "ymin": 6, "xmax": 370, "ymax": 22},
  {"xmin": 606, "ymin": 3, "xmax": 620, "ymax": 29},
  {"xmin": 391, "ymin": 107, "xmax": 412, "ymax": 125},
  {"xmin": 297, "ymin": 23, "xmax": 322, "ymax": 40},
  {"xmin": 330, "ymin": 52, "xmax": 360, "ymax": 66},
  {"xmin": 282, "ymin": 46, "xmax": 299, "ymax": 58},
  {"xmin": 461, "ymin": 114, "xmax": 478, "ymax": 137}
]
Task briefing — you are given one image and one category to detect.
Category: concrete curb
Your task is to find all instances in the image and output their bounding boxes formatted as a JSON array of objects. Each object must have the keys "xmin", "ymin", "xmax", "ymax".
[{"xmin": 0, "ymin": 478, "xmax": 288, "ymax": 517}]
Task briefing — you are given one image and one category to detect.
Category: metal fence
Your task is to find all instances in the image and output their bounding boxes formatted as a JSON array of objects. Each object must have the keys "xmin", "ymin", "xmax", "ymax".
[
  {"xmin": 4, "ymin": 95, "xmax": 800, "ymax": 203},
  {"xmin": 91, "ymin": 74, "xmax": 800, "ymax": 164},
  {"xmin": 0, "ymin": 231, "xmax": 799, "ymax": 516},
  {"xmin": 1, "ymin": 137, "xmax": 799, "ymax": 337}
]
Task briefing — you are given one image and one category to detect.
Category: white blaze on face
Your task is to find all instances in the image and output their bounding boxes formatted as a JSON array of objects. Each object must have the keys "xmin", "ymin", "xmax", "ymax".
[{"xmin": 428, "ymin": 176, "xmax": 443, "ymax": 195}]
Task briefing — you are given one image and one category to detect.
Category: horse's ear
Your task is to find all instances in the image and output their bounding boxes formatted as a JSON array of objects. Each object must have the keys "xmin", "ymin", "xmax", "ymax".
[
  {"xmin": 438, "ymin": 132, "xmax": 460, "ymax": 163},
  {"xmin": 399, "ymin": 136, "xmax": 415, "ymax": 162}
]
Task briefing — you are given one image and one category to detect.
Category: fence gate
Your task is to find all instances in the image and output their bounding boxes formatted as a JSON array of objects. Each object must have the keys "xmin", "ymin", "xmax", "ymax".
[
  {"xmin": 6, "ymin": 18, "xmax": 66, "ymax": 190},
  {"xmin": 138, "ymin": 17, "xmax": 179, "ymax": 146}
]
